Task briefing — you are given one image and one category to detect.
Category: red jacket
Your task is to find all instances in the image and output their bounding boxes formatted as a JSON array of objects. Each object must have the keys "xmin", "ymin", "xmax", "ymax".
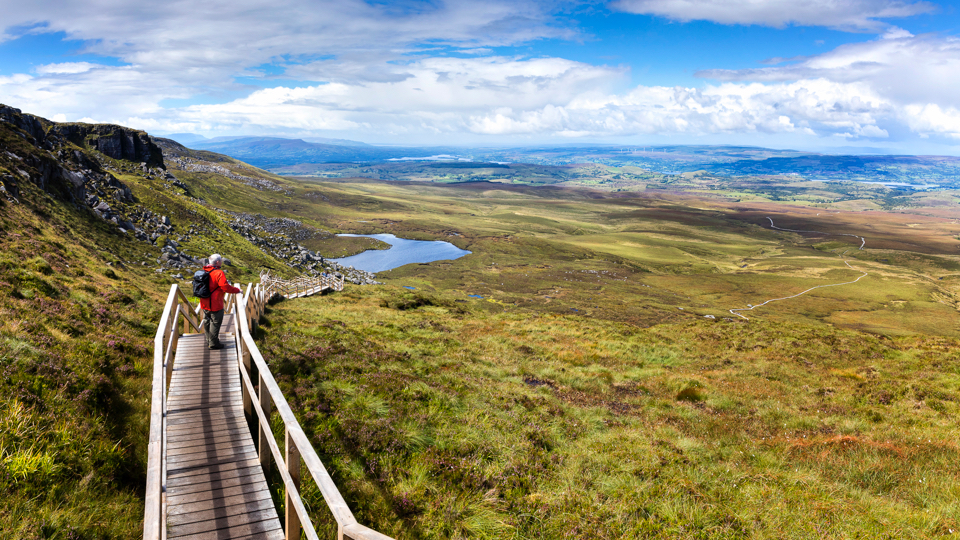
[{"xmin": 199, "ymin": 265, "xmax": 241, "ymax": 312}]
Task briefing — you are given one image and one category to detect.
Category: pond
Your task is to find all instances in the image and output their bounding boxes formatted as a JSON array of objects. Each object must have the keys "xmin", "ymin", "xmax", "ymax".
[{"xmin": 330, "ymin": 234, "xmax": 471, "ymax": 272}]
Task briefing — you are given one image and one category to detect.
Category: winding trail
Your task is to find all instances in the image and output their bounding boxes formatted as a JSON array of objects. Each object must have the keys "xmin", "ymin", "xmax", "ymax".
[{"xmin": 728, "ymin": 217, "xmax": 869, "ymax": 320}]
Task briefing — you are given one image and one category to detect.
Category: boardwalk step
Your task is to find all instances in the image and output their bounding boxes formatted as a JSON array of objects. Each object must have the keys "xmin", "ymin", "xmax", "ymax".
[{"xmin": 164, "ymin": 313, "xmax": 281, "ymax": 538}]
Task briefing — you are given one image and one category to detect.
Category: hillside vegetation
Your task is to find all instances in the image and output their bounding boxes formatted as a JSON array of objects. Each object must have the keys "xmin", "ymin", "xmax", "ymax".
[
  {"xmin": 243, "ymin": 180, "xmax": 960, "ymax": 538},
  {"xmin": 3, "ymin": 104, "xmax": 960, "ymax": 539},
  {"xmin": 0, "ymin": 105, "xmax": 380, "ymax": 538}
]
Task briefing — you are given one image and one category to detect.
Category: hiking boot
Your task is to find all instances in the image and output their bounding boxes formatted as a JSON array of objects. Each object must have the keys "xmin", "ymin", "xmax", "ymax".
[{"xmin": 209, "ymin": 343, "xmax": 225, "ymax": 350}]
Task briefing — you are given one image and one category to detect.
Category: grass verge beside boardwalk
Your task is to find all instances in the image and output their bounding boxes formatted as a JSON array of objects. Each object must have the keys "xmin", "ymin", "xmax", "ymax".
[{"xmin": 258, "ymin": 285, "xmax": 960, "ymax": 539}]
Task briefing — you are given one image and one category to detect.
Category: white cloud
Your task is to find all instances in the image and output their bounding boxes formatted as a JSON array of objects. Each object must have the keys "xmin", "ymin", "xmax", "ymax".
[
  {"xmin": 147, "ymin": 59, "xmax": 891, "ymax": 142},
  {"xmin": 0, "ymin": 51, "xmax": 900, "ymax": 143},
  {"xmin": 610, "ymin": 0, "xmax": 935, "ymax": 31},
  {"xmin": 0, "ymin": 0, "xmax": 954, "ymax": 149},
  {"xmin": 699, "ymin": 31, "xmax": 960, "ymax": 108},
  {"xmin": 459, "ymin": 78, "xmax": 891, "ymax": 137},
  {"xmin": 34, "ymin": 62, "xmax": 99, "ymax": 75},
  {"xmin": 903, "ymin": 104, "xmax": 960, "ymax": 139}
]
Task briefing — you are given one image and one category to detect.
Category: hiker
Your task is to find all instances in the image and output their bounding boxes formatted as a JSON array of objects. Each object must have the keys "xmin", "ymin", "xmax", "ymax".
[{"xmin": 196, "ymin": 254, "xmax": 241, "ymax": 350}]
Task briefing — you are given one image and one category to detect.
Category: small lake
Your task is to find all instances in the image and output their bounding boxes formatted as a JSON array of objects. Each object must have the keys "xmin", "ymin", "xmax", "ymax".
[{"xmin": 331, "ymin": 234, "xmax": 471, "ymax": 272}]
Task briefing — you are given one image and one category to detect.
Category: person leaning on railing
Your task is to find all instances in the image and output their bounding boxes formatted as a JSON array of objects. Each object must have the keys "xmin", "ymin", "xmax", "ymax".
[{"xmin": 200, "ymin": 254, "xmax": 241, "ymax": 350}]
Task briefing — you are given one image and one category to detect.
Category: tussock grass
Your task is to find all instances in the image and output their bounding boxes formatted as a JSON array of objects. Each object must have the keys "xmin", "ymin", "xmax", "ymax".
[{"xmin": 259, "ymin": 285, "xmax": 960, "ymax": 539}]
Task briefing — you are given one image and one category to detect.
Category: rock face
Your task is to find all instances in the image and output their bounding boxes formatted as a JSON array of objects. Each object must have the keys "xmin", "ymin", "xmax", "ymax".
[
  {"xmin": 0, "ymin": 104, "xmax": 164, "ymax": 168},
  {"xmin": 0, "ymin": 104, "xmax": 168, "ymax": 243},
  {"xmin": 0, "ymin": 105, "xmax": 45, "ymax": 144},
  {"xmin": 1, "ymin": 103, "xmax": 382, "ymax": 287},
  {"xmin": 48, "ymin": 123, "xmax": 164, "ymax": 167}
]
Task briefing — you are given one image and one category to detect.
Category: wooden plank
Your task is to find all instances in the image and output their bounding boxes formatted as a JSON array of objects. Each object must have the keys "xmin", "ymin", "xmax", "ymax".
[
  {"xmin": 167, "ymin": 512, "xmax": 282, "ymax": 539},
  {"xmin": 167, "ymin": 481, "xmax": 276, "ymax": 523},
  {"xmin": 171, "ymin": 365, "xmax": 237, "ymax": 374},
  {"xmin": 169, "ymin": 365, "xmax": 236, "ymax": 373},
  {"xmin": 167, "ymin": 437, "xmax": 253, "ymax": 457},
  {"xmin": 168, "ymin": 377, "xmax": 238, "ymax": 387},
  {"xmin": 231, "ymin": 528, "xmax": 286, "ymax": 540},
  {"xmin": 167, "ymin": 385, "xmax": 240, "ymax": 396},
  {"xmin": 166, "ymin": 458, "xmax": 264, "ymax": 481},
  {"xmin": 166, "ymin": 456, "xmax": 263, "ymax": 478},
  {"xmin": 166, "ymin": 449, "xmax": 260, "ymax": 470},
  {"xmin": 167, "ymin": 442, "xmax": 257, "ymax": 460},
  {"xmin": 167, "ymin": 482, "xmax": 271, "ymax": 507},
  {"xmin": 166, "ymin": 469, "xmax": 265, "ymax": 496},
  {"xmin": 167, "ymin": 439, "xmax": 256, "ymax": 460},
  {"xmin": 166, "ymin": 425, "xmax": 250, "ymax": 443},
  {"xmin": 166, "ymin": 395, "xmax": 241, "ymax": 407},
  {"xmin": 168, "ymin": 380, "xmax": 238, "ymax": 391},
  {"xmin": 168, "ymin": 518, "xmax": 282, "ymax": 540},
  {"xmin": 167, "ymin": 394, "xmax": 242, "ymax": 407},
  {"xmin": 169, "ymin": 373, "xmax": 237, "ymax": 383},
  {"xmin": 168, "ymin": 493, "xmax": 276, "ymax": 523},
  {"xmin": 166, "ymin": 463, "xmax": 264, "ymax": 487},
  {"xmin": 167, "ymin": 431, "xmax": 250, "ymax": 450},
  {"xmin": 166, "ymin": 420, "xmax": 240, "ymax": 434},
  {"xmin": 167, "ymin": 414, "xmax": 247, "ymax": 430},
  {"xmin": 171, "ymin": 350, "xmax": 236, "ymax": 359},
  {"xmin": 167, "ymin": 396, "xmax": 241, "ymax": 408},
  {"xmin": 166, "ymin": 402, "xmax": 241, "ymax": 415}
]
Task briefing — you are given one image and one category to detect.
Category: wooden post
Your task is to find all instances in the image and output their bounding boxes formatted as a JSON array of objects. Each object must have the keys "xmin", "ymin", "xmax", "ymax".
[
  {"xmin": 285, "ymin": 429, "xmax": 301, "ymax": 540},
  {"xmin": 164, "ymin": 317, "xmax": 174, "ymax": 390},
  {"xmin": 240, "ymin": 337, "xmax": 252, "ymax": 417},
  {"xmin": 170, "ymin": 311, "xmax": 180, "ymax": 369},
  {"xmin": 259, "ymin": 371, "xmax": 272, "ymax": 473}
]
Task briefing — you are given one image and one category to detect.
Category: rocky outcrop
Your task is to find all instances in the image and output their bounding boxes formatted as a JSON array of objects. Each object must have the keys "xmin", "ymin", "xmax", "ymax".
[
  {"xmin": 222, "ymin": 211, "xmax": 379, "ymax": 284},
  {"xmin": 0, "ymin": 104, "xmax": 173, "ymax": 244},
  {"xmin": 0, "ymin": 105, "xmax": 46, "ymax": 145},
  {"xmin": 169, "ymin": 156, "xmax": 290, "ymax": 193},
  {"xmin": 324, "ymin": 261, "xmax": 379, "ymax": 286},
  {"xmin": 0, "ymin": 104, "xmax": 164, "ymax": 168},
  {"xmin": 47, "ymin": 123, "xmax": 164, "ymax": 167}
]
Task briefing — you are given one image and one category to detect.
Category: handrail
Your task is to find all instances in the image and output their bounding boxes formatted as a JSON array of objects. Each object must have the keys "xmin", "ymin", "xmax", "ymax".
[
  {"xmin": 231, "ymin": 284, "xmax": 393, "ymax": 540},
  {"xmin": 144, "ymin": 284, "xmax": 204, "ymax": 540},
  {"xmin": 259, "ymin": 271, "xmax": 344, "ymax": 297},
  {"xmin": 146, "ymin": 270, "xmax": 384, "ymax": 540}
]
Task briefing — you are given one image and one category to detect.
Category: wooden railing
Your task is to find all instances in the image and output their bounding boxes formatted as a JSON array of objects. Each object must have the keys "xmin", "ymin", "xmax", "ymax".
[
  {"xmin": 261, "ymin": 271, "xmax": 345, "ymax": 297},
  {"xmin": 144, "ymin": 285, "xmax": 204, "ymax": 540},
  {"xmin": 145, "ymin": 274, "xmax": 391, "ymax": 540},
  {"xmin": 233, "ymin": 282, "xmax": 392, "ymax": 540}
]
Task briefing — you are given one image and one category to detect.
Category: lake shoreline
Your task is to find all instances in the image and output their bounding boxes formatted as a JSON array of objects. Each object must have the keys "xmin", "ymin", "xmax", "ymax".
[{"xmin": 330, "ymin": 233, "xmax": 471, "ymax": 272}]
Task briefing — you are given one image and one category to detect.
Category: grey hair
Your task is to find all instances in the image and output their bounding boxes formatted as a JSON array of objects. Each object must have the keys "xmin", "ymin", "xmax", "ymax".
[{"xmin": 209, "ymin": 253, "xmax": 223, "ymax": 266}]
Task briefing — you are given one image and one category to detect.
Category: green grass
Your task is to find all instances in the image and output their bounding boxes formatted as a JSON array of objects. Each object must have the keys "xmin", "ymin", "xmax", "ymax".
[
  {"xmin": 0, "ymin": 197, "xmax": 158, "ymax": 539},
  {"xmin": 7, "ymin": 110, "xmax": 960, "ymax": 538},
  {"xmin": 257, "ymin": 286, "xmax": 960, "ymax": 539}
]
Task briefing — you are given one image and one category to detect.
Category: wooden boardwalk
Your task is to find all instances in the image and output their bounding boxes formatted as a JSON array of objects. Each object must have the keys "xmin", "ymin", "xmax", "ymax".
[{"xmin": 164, "ymin": 314, "xmax": 283, "ymax": 540}]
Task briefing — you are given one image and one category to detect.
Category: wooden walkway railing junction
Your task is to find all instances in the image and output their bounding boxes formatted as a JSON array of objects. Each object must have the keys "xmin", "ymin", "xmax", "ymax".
[{"xmin": 145, "ymin": 273, "xmax": 391, "ymax": 540}]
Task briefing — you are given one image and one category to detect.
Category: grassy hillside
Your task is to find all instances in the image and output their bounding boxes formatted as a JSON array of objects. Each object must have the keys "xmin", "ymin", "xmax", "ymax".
[
  {"xmin": 0, "ymin": 108, "xmax": 378, "ymax": 538},
  {"xmin": 4, "ymin": 103, "xmax": 960, "ymax": 539},
  {"xmin": 255, "ymin": 286, "xmax": 960, "ymax": 538},
  {"xmin": 240, "ymin": 180, "xmax": 960, "ymax": 538}
]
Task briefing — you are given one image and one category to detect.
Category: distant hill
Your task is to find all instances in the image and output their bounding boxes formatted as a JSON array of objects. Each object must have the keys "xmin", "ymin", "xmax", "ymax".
[
  {"xmin": 183, "ymin": 138, "xmax": 960, "ymax": 185},
  {"xmin": 163, "ymin": 132, "xmax": 208, "ymax": 145},
  {"xmin": 188, "ymin": 136, "xmax": 445, "ymax": 167}
]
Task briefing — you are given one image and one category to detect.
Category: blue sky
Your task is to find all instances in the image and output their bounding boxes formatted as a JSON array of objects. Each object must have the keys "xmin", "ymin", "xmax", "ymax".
[{"xmin": 1, "ymin": 0, "xmax": 960, "ymax": 153}]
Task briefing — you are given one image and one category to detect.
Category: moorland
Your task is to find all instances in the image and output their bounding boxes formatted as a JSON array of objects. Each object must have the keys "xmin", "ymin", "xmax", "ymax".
[{"xmin": 2, "ymin": 104, "xmax": 960, "ymax": 538}]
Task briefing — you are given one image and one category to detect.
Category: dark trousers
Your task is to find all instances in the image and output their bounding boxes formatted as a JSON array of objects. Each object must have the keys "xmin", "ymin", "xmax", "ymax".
[{"xmin": 202, "ymin": 309, "xmax": 224, "ymax": 347}]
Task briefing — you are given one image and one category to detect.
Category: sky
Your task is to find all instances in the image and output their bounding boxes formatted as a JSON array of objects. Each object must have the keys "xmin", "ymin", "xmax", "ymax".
[{"xmin": 1, "ymin": 0, "xmax": 960, "ymax": 154}]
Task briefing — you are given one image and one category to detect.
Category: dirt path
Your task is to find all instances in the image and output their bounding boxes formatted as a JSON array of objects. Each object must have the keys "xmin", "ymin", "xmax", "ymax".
[{"xmin": 729, "ymin": 217, "xmax": 869, "ymax": 320}]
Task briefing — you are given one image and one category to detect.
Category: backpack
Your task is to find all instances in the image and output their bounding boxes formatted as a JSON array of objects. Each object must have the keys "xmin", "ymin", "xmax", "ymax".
[{"xmin": 193, "ymin": 269, "xmax": 212, "ymax": 299}]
